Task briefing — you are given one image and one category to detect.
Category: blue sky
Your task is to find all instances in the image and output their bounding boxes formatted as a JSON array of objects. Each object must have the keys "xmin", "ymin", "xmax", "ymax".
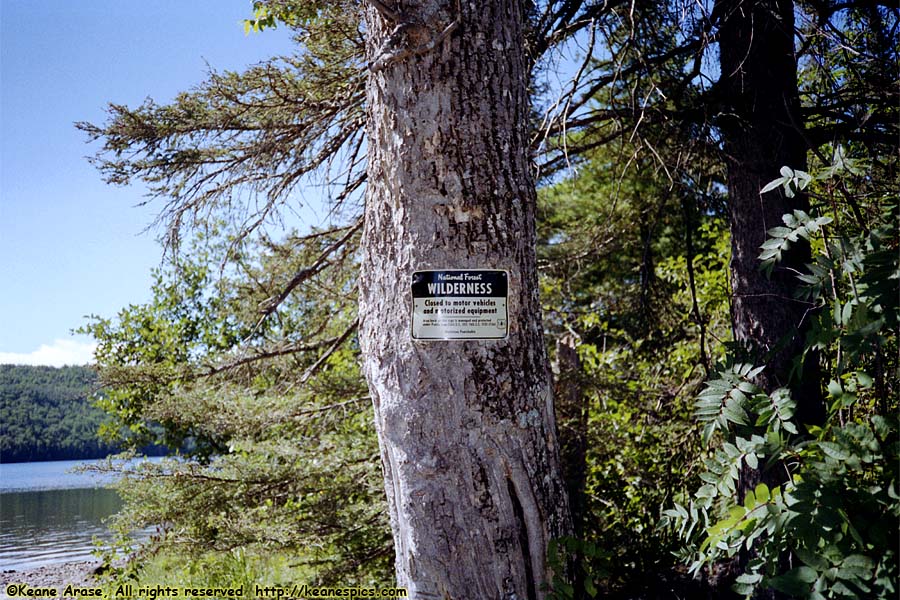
[{"xmin": 0, "ymin": 1, "xmax": 296, "ymax": 365}]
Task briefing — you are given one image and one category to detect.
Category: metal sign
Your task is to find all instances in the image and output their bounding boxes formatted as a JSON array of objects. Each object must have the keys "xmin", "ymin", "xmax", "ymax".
[{"xmin": 411, "ymin": 270, "xmax": 508, "ymax": 340}]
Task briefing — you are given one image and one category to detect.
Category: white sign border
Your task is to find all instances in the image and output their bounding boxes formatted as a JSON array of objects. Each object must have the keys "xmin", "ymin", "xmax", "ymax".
[{"xmin": 410, "ymin": 268, "xmax": 510, "ymax": 342}]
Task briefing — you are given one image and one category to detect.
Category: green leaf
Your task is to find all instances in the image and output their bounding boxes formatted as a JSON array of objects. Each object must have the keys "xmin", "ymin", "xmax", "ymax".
[
  {"xmin": 841, "ymin": 554, "xmax": 874, "ymax": 573},
  {"xmin": 761, "ymin": 177, "xmax": 787, "ymax": 194},
  {"xmin": 770, "ymin": 566, "xmax": 818, "ymax": 596},
  {"xmin": 795, "ymin": 547, "xmax": 829, "ymax": 571},
  {"xmin": 723, "ymin": 400, "xmax": 749, "ymax": 426},
  {"xmin": 841, "ymin": 301, "xmax": 853, "ymax": 325},
  {"xmin": 729, "ymin": 505, "xmax": 748, "ymax": 521},
  {"xmin": 856, "ymin": 371, "xmax": 874, "ymax": 388},
  {"xmin": 768, "ymin": 226, "xmax": 793, "ymax": 238},
  {"xmin": 819, "ymin": 441, "xmax": 849, "ymax": 461},
  {"xmin": 745, "ymin": 452, "xmax": 758, "ymax": 470},
  {"xmin": 733, "ymin": 572, "xmax": 763, "ymax": 596},
  {"xmin": 828, "ymin": 380, "xmax": 843, "ymax": 397},
  {"xmin": 696, "ymin": 484, "xmax": 717, "ymax": 498},
  {"xmin": 744, "ymin": 490, "xmax": 756, "ymax": 509},
  {"xmin": 747, "ymin": 365, "xmax": 765, "ymax": 379},
  {"xmin": 794, "ymin": 170, "xmax": 813, "ymax": 189}
]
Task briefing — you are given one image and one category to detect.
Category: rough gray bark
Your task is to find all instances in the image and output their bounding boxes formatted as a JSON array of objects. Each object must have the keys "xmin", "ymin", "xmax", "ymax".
[{"xmin": 358, "ymin": 1, "xmax": 572, "ymax": 598}]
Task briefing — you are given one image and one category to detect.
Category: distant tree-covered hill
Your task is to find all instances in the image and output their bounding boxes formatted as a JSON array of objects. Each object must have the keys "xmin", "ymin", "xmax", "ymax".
[{"xmin": 0, "ymin": 364, "xmax": 119, "ymax": 462}]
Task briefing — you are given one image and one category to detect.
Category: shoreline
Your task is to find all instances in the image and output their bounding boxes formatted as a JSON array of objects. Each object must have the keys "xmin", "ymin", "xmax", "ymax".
[{"xmin": 1, "ymin": 560, "xmax": 101, "ymax": 593}]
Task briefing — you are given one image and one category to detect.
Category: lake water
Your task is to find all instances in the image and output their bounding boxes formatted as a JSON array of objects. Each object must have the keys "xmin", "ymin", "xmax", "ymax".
[{"xmin": 0, "ymin": 459, "xmax": 132, "ymax": 570}]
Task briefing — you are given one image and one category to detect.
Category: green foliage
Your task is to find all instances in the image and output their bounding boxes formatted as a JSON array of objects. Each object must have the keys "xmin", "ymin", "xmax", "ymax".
[
  {"xmin": 543, "ymin": 537, "xmax": 609, "ymax": 600},
  {"xmin": 538, "ymin": 139, "xmax": 731, "ymax": 596},
  {"xmin": 668, "ymin": 411, "xmax": 898, "ymax": 599},
  {"xmin": 80, "ymin": 255, "xmax": 245, "ymax": 456},
  {"xmin": 758, "ymin": 209, "xmax": 833, "ymax": 275},
  {"xmin": 84, "ymin": 224, "xmax": 391, "ymax": 585},
  {"xmin": 665, "ymin": 151, "xmax": 899, "ymax": 599},
  {"xmin": 0, "ymin": 365, "xmax": 120, "ymax": 462},
  {"xmin": 243, "ymin": 1, "xmax": 330, "ymax": 34},
  {"xmin": 97, "ymin": 548, "xmax": 299, "ymax": 593}
]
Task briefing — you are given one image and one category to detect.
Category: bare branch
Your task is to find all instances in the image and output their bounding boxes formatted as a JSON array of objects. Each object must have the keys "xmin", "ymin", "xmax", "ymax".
[
  {"xmin": 255, "ymin": 218, "xmax": 363, "ymax": 323},
  {"xmin": 300, "ymin": 318, "xmax": 359, "ymax": 384}
]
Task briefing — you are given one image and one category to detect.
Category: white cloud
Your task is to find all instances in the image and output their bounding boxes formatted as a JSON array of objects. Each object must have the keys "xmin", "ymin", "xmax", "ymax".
[{"xmin": 0, "ymin": 339, "xmax": 97, "ymax": 367}]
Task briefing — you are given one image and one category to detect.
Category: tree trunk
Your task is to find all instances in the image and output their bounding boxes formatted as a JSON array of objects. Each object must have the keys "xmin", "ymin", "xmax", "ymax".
[
  {"xmin": 554, "ymin": 333, "xmax": 588, "ymax": 599},
  {"xmin": 717, "ymin": 0, "xmax": 825, "ymax": 425},
  {"xmin": 716, "ymin": 1, "xmax": 826, "ymax": 595},
  {"xmin": 554, "ymin": 333, "xmax": 588, "ymax": 539},
  {"xmin": 359, "ymin": 1, "xmax": 572, "ymax": 598}
]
